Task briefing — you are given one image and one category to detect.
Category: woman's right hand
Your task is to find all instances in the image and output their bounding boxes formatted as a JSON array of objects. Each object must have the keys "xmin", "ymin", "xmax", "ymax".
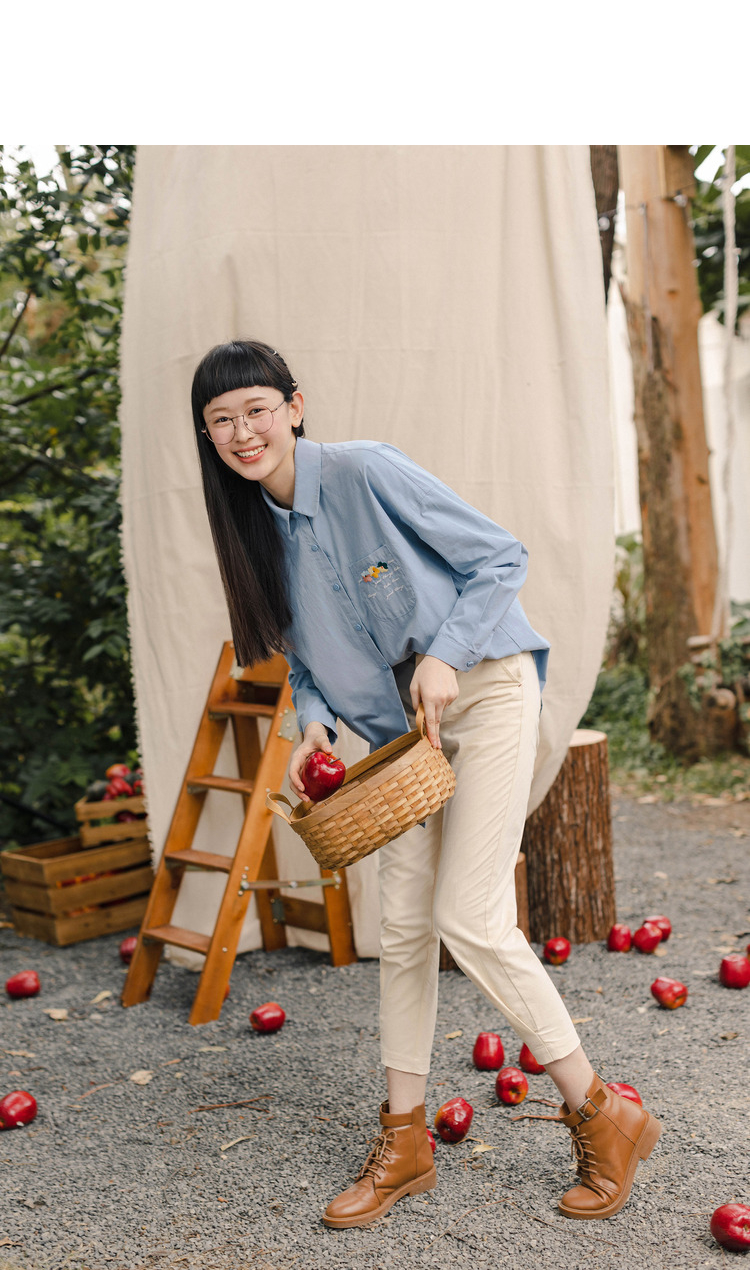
[{"xmin": 289, "ymin": 722, "xmax": 335, "ymax": 802}]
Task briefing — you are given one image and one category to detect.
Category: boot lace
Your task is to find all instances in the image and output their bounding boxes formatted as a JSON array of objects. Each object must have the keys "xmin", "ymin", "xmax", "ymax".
[
  {"xmin": 569, "ymin": 1123, "xmax": 598, "ymax": 1179},
  {"xmin": 356, "ymin": 1128, "xmax": 398, "ymax": 1182}
]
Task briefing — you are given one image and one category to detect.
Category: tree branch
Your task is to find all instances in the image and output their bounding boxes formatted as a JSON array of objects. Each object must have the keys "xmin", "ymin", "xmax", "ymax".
[{"xmin": 0, "ymin": 291, "xmax": 32, "ymax": 364}]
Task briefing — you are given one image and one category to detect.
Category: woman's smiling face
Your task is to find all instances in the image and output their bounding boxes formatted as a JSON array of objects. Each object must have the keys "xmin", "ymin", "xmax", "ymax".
[{"xmin": 202, "ymin": 384, "xmax": 304, "ymax": 505}]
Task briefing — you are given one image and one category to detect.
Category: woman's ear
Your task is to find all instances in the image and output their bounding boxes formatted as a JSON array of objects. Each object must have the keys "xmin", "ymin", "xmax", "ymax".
[{"xmin": 289, "ymin": 390, "xmax": 304, "ymax": 428}]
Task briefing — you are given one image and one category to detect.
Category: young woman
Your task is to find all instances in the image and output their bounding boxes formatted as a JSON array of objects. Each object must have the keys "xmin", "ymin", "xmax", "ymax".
[{"xmin": 191, "ymin": 338, "xmax": 661, "ymax": 1229}]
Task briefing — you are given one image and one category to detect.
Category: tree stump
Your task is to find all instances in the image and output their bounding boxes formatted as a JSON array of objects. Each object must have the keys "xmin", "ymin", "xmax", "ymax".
[
  {"xmin": 522, "ymin": 729, "xmax": 615, "ymax": 944},
  {"xmin": 439, "ymin": 853, "xmax": 529, "ymax": 972}
]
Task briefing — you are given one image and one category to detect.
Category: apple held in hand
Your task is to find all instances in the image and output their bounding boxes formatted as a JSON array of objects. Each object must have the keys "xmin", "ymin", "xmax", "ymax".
[
  {"xmin": 644, "ymin": 914, "xmax": 672, "ymax": 941},
  {"xmin": 119, "ymin": 936, "xmax": 138, "ymax": 964},
  {"xmin": 472, "ymin": 1031, "xmax": 505, "ymax": 1071},
  {"xmin": 719, "ymin": 954, "xmax": 750, "ymax": 989},
  {"xmin": 710, "ymin": 1203, "xmax": 750, "ymax": 1252},
  {"xmin": 633, "ymin": 922, "xmax": 662, "ymax": 953},
  {"xmin": 426, "ymin": 1128, "xmax": 436, "ymax": 1154},
  {"xmin": 434, "ymin": 1097, "xmax": 473, "ymax": 1143},
  {"xmin": 607, "ymin": 1082, "xmax": 642, "ymax": 1105},
  {"xmin": 5, "ymin": 970, "xmax": 40, "ymax": 999},
  {"xmin": 300, "ymin": 752, "xmax": 346, "ymax": 803},
  {"xmin": 250, "ymin": 1002, "xmax": 286, "ymax": 1033},
  {"xmin": 607, "ymin": 924, "xmax": 632, "ymax": 952},
  {"xmin": 0, "ymin": 1090, "xmax": 37, "ymax": 1129},
  {"xmin": 651, "ymin": 977, "xmax": 688, "ymax": 1009},
  {"xmin": 495, "ymin": 1066, "xmax": 528, "ymax": 1105},
  {"xmin": 543, "ymin": 937, "xmax": 571, "ymax": 966},
  {"xmin": 518, "ymin": 1043, "xmax": 545, "ymax": 1074}
]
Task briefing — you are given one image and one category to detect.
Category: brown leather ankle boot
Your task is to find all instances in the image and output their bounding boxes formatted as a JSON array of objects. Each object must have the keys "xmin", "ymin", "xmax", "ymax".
[
  {"xmin": 322, "ymin": 1101, "xmax": 437, "ymax": 1229},
  {"xmin": 557, "ymin": 1072, "xmax": 661, "ymax": 1219}
]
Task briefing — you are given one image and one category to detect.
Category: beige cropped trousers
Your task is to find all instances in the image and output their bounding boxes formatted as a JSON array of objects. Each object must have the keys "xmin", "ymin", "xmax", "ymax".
[{"xmin": 377, "ymin": 650, "xmax": 581, "ymax": 1075}]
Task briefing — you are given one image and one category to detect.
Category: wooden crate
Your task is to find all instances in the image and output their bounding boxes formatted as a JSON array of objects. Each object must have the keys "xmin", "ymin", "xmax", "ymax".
[
  {"xmin": 74, "ymin": 794, "xmax": 149, "ymax": 848},
  {"xmin": 0, "ymin": 834, "xmax": 154, "ymax": 947}
]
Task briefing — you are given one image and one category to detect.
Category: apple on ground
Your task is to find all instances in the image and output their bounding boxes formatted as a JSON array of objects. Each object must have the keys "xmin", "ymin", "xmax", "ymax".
[
  {"xmin": 426, "ymin": 1128, "xmax": 436, "ymax": 1154},
  {"xmin": 643, "ymin": 914, "xmax": 672, "ymax": 941},
  {"xmin": 119, "ymin": 936, "xmax": 138, "ymax": 964},
  {"xmin": 250, "ymin": 1002, "xmax": 286, "ymax": 1033},
  {"xmin": 719, "ymin": 954, "xmax": 750, "ymax": 989},
  {"xmin": 495, "ymin": 1067, "xmax": 529, "ymax": 1105},
  {"xmin": 606, "ymin": 1082, "xmax": 642, "ymax": 1105},
  {"xmin": 300, "ymin": 752, "xmax": 346, "ymax": 803},
  {"xmin": 0, "ymin": 1091, "xmax": 37, "ymax": 1129},
  {"xmin": 650, "ymin": 977, "xmax": 688, "ymax": 1009},
  {"xmin": 518, "ymin": 1043, "xmax": 545, "ymax": 1074},
  {"xmin": 633, "ymin": 922, "xmax": 662, "ymax": 954},
  {"xmin": 434, "ymin": 1097, "xmax": 473, "ymax": 1143},
  {"xmin": 710, "ymin": 1204, "xmax": 750, "ymax": 1252},
  {"xmin": 607, "ymin": 924, "xmax": 632, "ymax": 952},
  {"xmin": 5, "ymin": 970, "xmax": 41, "ymax": 999},
  {"xmin": 543, "ymin": 937, "xmax": 571, "ymax": 966},
  {"xmin": 472, "ymin": 1031, "xmax": 505, "ymax": 1071}
]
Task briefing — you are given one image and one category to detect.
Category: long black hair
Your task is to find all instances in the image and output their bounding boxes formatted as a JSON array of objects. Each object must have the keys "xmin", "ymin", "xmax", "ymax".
[{"xmin": 191, "ymin": 339, "xmax": 303, "ymax": 667}]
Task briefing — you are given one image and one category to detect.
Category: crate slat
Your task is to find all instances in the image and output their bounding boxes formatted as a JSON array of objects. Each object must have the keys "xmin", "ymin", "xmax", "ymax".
[
  {"xmin": 4, "ymin": 865, "xmax": 154, "ymax": 917},
  {"xmin": 1, "ymin": 837, "xmax": 152, "ymax": 886},
  {"xmin": 10, "ymin": 896, "xmax": 150, "ymax": 947},
  {"xmin": 74, "ymin": 794, "xmax": 146, "ymax": 820}
]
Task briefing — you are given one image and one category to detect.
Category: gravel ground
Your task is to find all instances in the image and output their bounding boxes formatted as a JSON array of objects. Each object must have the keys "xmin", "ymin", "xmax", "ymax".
[{"xmin": 1, "ymin": 792, "xmax": 749, "ymax": 1270}]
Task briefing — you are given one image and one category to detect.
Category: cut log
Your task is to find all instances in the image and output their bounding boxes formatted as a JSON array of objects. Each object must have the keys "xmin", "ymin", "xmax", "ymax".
[{"xmin": 522, "ymin": 729, "xmax": 615, "ymax": 944}]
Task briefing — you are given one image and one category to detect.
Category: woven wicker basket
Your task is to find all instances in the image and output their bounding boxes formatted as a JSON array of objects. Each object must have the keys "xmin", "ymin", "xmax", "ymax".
[{"xmin": 265, "ymin": 703, "xmax": 456, "ymax": 869}]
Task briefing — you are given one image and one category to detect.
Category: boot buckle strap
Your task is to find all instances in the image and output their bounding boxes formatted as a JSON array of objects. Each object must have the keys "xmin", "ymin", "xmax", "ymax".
[{"xmin": 576, "ymin": 1095, "xmax": 598, "ymax": 1121}]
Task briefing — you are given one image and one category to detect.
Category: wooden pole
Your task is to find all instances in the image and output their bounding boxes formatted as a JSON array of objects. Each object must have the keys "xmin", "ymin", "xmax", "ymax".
[{"xmin": 618, "ymin": 146, "xmax": 724, "ymax": 758}]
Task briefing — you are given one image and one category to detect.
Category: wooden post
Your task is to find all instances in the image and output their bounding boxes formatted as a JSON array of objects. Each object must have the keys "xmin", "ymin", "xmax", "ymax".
[
  {"xmin": 618, "ymin": 145, "xmax": 724, "ymax": 759},
  {"xmin": 522, "ymin": 730, "xmax": 615, "ymax": 944}
]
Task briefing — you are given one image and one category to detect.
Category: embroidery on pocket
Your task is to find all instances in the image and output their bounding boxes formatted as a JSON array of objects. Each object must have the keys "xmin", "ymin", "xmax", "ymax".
[
  {"xmin": 360, "ymin": 561, "xmax": 389, "ymax": 584},
  {"xmin": 358, "ymin": 557, "xmax": 411, "ymax": 606}
]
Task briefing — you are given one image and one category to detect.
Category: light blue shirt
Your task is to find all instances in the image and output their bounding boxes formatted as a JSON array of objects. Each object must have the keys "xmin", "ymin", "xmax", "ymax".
[{"xmin": 259, "ymin": 436, "xmax": 550, "ymax": 755}]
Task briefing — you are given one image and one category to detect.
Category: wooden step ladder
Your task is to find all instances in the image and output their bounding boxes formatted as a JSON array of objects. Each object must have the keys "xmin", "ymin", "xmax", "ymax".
[{"xmin": 121, "ymin": 641, "xmax": 357, "ymax": 1025}]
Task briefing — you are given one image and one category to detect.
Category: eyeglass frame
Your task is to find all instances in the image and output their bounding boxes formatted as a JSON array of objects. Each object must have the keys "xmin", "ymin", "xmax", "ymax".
[{"xmin": 201, "ymin": 395, "xmax": 289, "ymax": 445}]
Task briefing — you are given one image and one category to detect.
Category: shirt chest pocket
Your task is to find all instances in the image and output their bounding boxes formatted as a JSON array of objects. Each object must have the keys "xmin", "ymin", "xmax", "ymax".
[{"xmin": 344, "ymin": 543, "xmax": 416, "ymax": 624}]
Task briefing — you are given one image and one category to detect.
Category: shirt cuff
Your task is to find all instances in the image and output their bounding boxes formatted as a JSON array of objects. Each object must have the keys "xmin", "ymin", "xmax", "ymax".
[
  {"xmin": 423, "ymin": 632, "xmax": 476, "ymax": 671},
  {"xmin": 296, "ymin": 710, "xmax": 338, "ymax": 747}
]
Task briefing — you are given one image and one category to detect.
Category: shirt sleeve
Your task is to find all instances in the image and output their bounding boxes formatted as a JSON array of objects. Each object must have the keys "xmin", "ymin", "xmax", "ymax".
[
  {"xmin": 284, "ymin": 647, "xmax": 339, "ymax": 746},
  {"xmin": 363, "ymin": 443, "xmax": 529, "ymax": 670}
]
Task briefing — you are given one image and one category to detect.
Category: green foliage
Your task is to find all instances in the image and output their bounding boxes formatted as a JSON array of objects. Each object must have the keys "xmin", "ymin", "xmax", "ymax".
[
  {"xmin": 0, "ymin": 146, "xmax": 137, "ymax": 846},
  {"xmin": 691, "ymin": 145, "xmax": 750, "ymax": 330}
]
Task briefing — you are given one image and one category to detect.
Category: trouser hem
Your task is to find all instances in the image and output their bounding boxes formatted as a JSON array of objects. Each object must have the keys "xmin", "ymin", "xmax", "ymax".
[{"xmin": 380, "ymin": 1052, "xmax": 431, "ymax": 1077}]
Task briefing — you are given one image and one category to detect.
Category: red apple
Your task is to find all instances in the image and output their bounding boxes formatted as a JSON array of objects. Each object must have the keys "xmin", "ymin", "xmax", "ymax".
[
  {"xmin": 426, "ymin": 1128, "xmax": 436, "ymax": 1154},
  {"xmin": 300, "ymin": 752, "xmax": 346, "ymax": 803},
  {"xmin": 650, "ymin": 977, "xmax": 688, "ymax": 1009},
  {"xmin": 5, "ymin": 970, "xmax": 41, "ymax": 999},
  {"xmin": 719, "ymin": 954, "xmax": 750, "ymax": 989},
  {"xmin": 518, "ymin": 1043, "xmax": 545, "ymax": 1075},
  {"xmin": 472, "ymin": 1031, "xmax": 505, "ymax": 1071},
  {"xmin": 710, "ymin": 1203, "xmax": 750, "ymax": 1253},
  {"xmin": 119, "ymin": 936, "xmax": 138, "ymax": 964},
  {"xmin": 107, "ymin": 776, "xmax": 133, "ymax": 798},
  {"xmin": 606, "ymin": 1082, "xmax": 642, "ymax": 1105},
  {"xmin": 607, "ymin": 924, "xmax": 632, "ymax": 952},
  {"xmin": 105, "ymin": 763, "xmax": 131, "ymax": 780},
  {"xmin": 543, "ymin": 937, "xmax": 571, "ymax": 966},
  {"xmin": 495, "ymin": 1066, "xmax": 528, "ymax": 1105},
  {"xmin": 250, "ymin": 1002, "xmax": 286, "ymax": 1033},
  {"xmin": 644, "ymin": 914, "xmax": 672, "ymax": 942},
  {"xmin": 434, "ymin": 1097, "xmax": 473, "ymax": 1143},
  {"xmin": 116, "ymin": 810, "xmax": 139, "ymax": 822},
  {"xmin": 0, "ymin": 1090, "xmax": 37, "ymax": 1129},
  {"xmin": 633, "ymin": 922, "xmax": 662, "ymax": 953}
]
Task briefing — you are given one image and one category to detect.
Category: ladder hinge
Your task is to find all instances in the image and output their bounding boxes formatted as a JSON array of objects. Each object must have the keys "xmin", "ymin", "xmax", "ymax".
[
  {"xmin": 271, "ymin": 896, "xmax": 285, "ymax": 923},
  {"xmin": 276, "ymin": 707, "xmax": 298, "ymax": 742}
]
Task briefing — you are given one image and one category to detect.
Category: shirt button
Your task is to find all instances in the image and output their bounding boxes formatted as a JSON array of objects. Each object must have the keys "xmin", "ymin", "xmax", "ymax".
[
  {"xmin": 354, "ymin": 624, "xmax": 362, "ymax": 631},
  {"xmin": 332, "ymin": 583, "xmax": 340, "ymax": 591},
  {"xmin": 466, "ymin": 660, "xmax": 475, "ymax": 667},
  {"xmin": 381, "ymin": 663, "xmax": 388, "ymax": 670},
  {"xmin": 311, "ymin": 545, "xmax": 319, "ymax": 552}
]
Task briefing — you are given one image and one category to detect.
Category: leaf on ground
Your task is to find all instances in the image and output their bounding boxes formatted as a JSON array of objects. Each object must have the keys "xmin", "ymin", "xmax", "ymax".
[
  {"xmin": 720, "ymin": 1032, "xmax": 739, "ymax": 1040},
  {"xmin": 130, "ymin": 1070, "xmax": 153, "ymax": 1085},
  {"xmin": 219, "ymin": 1134, "xmax": 255, "ymax": 1152},
  {"xmin": 654, "ymin": 871, "xmax": 668, "ymax": 879},
  {"xmin": 3, "ymin": 1050, "xmax": 36, "ymax": 1058},
  {"xmin": 653, "ymin": 945, "xmax": 668, "ymax": 957},
  {"xmin": 198, "ymin": 1046, "xmax": 227, "ymax": 1052},
  {"xmin": 570, "ymin": 1017, "xmax": 593, "ymax": 1024},
  {"xmin": 90, "ymin": 990, "xmax": 112, "ymax": 1005},
  {"xmin": 444, "ymin": 1030, "xmax": 463, "ymax": 1040},
  {"xmin": 43, "ymin": 1008, "xmax": 68, "ymax": 1021},
  {"xmin": 0, "ymin": 921, "xmax": 15, "ymax": 930},
  {"xmin": 470, "ymin": 1142, "xmax": 495, "ymax": 1155},
  {"xmin": 638, "ymin": 794, "xmax": 658, "ymax": 804},
  {"xmin": 636, "ymin": 1006, "xmax": 648, "ymax": 1013}
]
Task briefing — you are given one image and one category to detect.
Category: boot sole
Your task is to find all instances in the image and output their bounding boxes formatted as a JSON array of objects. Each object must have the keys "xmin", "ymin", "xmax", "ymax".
[
  {"xmin": 558, "ymin": 1112, "xmax": 661, "ymax": 1221},
  {"xmin": 322, "ymin": 1166, "xmax": 437, "ymax": 1229}
]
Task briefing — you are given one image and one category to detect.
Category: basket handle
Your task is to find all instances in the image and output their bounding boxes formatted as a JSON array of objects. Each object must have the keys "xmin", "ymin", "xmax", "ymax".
[
  {"xmin": 265, "ymin": 791, "xmax": 296, "ymax": 824},
  {"xmin": 415, "ymin": 701, "xmax": 427, "ymax": 738}
]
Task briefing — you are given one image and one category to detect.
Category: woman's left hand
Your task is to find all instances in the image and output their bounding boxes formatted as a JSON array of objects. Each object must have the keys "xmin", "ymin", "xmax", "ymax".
[{"xmin": 410, "ymin": 655, "xmax": 459, "ymax": 749}]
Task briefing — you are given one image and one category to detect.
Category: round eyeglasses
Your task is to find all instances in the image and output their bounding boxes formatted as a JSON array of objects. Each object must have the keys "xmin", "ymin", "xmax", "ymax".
[{"xmin": 202, "ymin": 398, "xmax": 287, "ymax": 445}]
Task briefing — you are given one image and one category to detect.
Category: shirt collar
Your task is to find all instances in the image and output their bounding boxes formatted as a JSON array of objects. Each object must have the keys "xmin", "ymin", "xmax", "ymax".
[{"xmin": 259, "ymin": 436, "xmax": 321, "ymax": 522}]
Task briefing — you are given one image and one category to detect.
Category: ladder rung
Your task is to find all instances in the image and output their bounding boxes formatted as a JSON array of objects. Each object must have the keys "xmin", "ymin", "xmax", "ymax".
[
  {"xmin": 165, "ymin": 849, "xmax": 233, "ymax": 872},
  {"xmin": 208, "ymin": 701, "xmax": 276, "ymax": 719},
  {"xmin": 186, "ymin": 775, "xmax": 255, "ymax": 795},
  {"xmin": 142, "ymin": 924, "xmax": 211, "ymax": 954}
]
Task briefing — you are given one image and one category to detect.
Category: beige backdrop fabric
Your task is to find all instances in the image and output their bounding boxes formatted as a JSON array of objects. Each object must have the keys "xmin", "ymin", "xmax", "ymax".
[{"xmin": 119, "ymin": 145, "xmax": 613, "ymax": 964}]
